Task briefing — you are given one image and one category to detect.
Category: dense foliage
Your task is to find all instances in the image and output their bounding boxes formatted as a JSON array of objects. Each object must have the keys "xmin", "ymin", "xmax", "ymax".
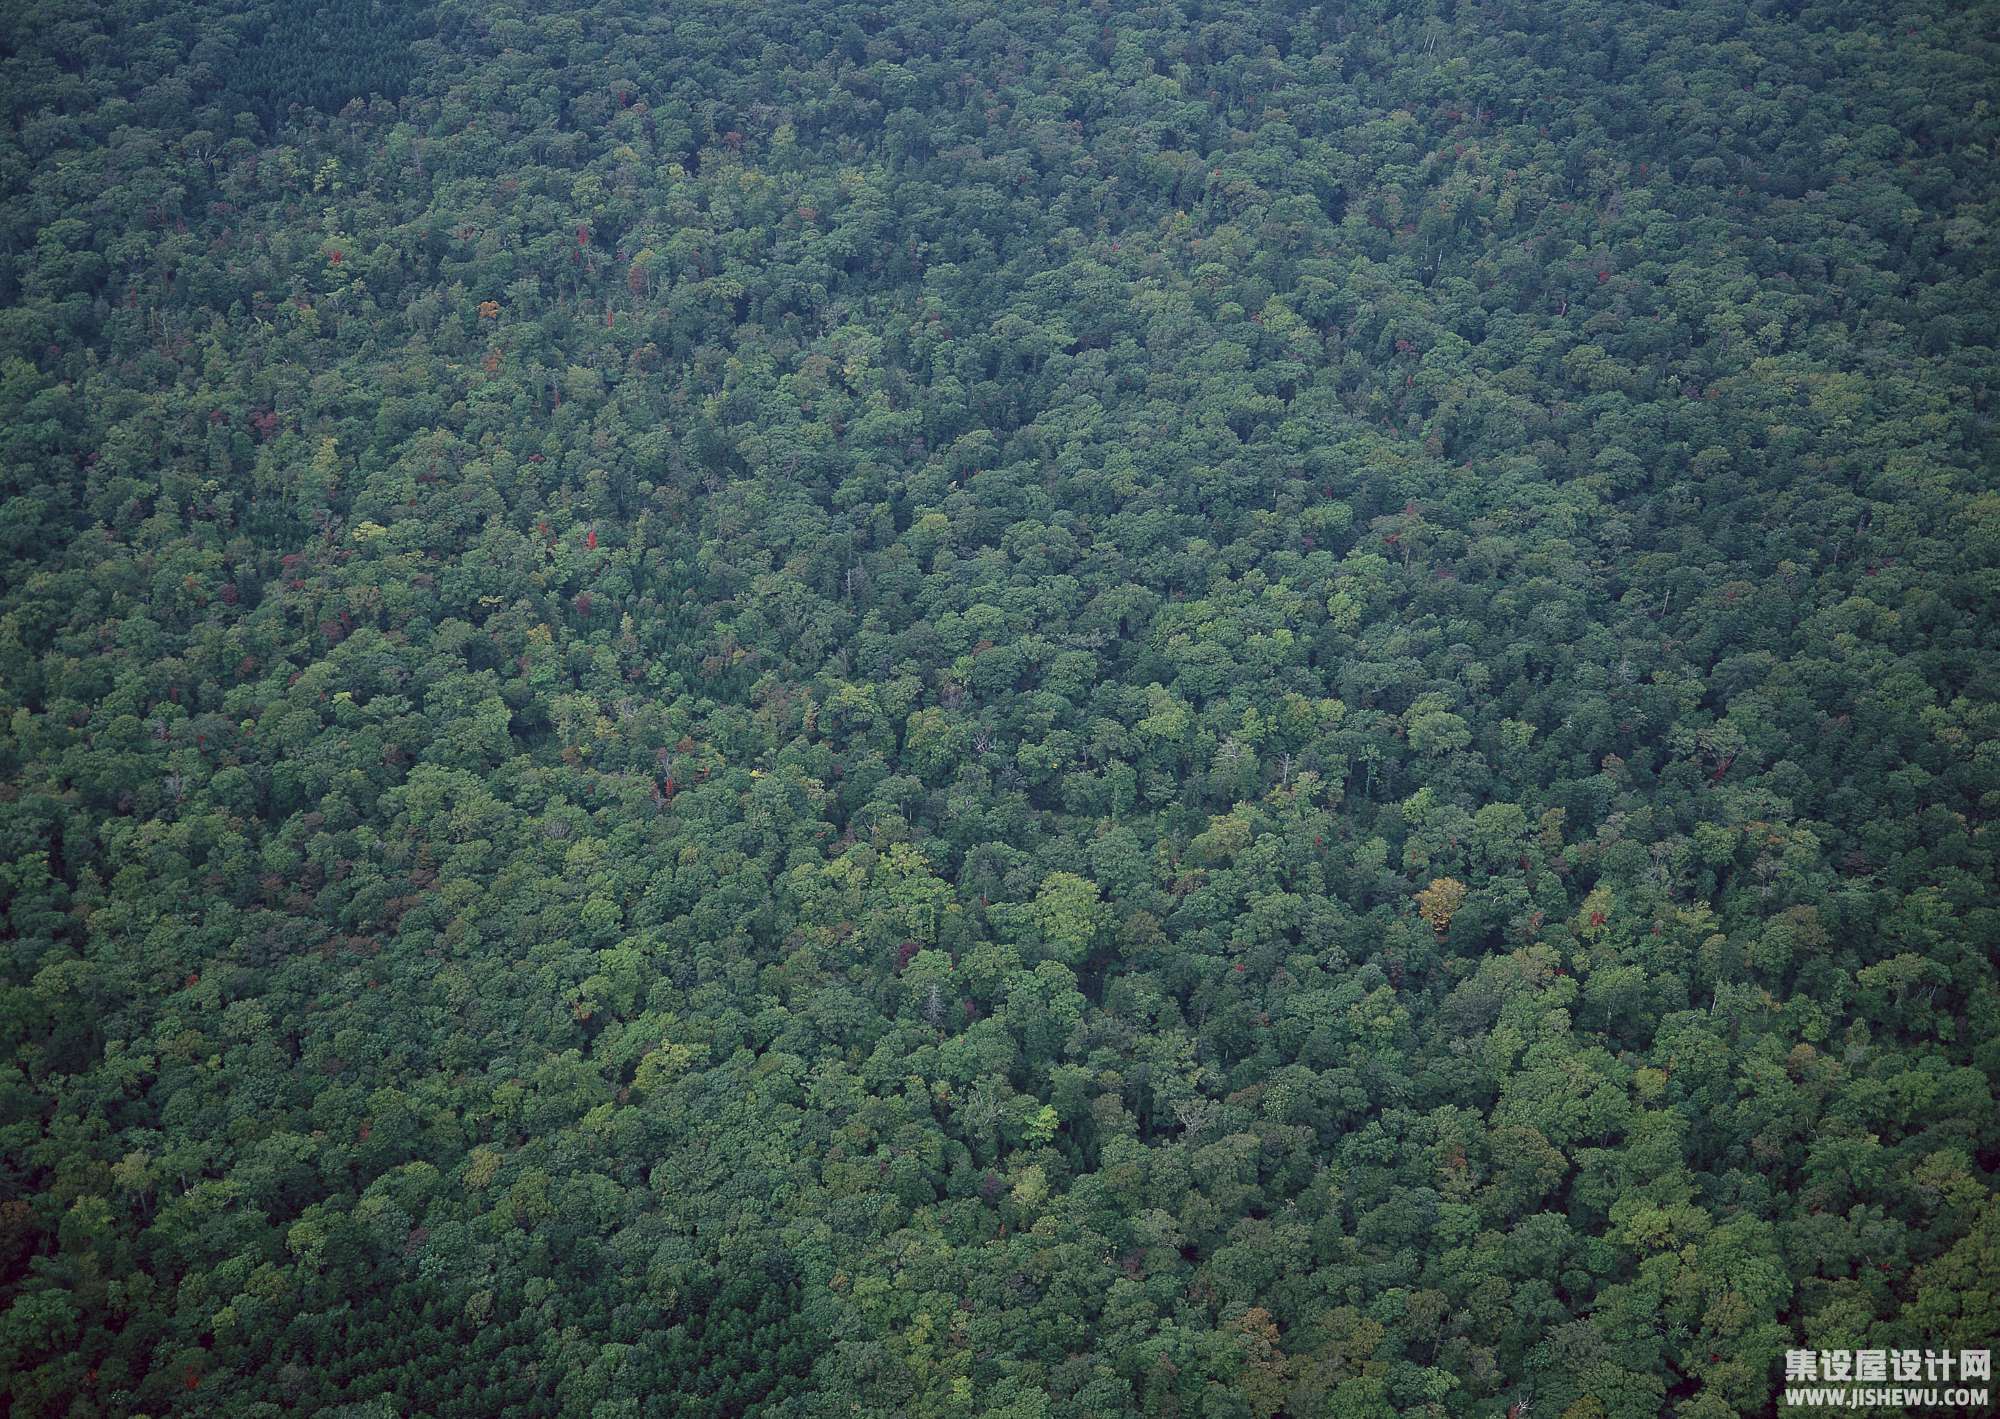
[
  {"xmin": 227, "ymin": 0, "xmax": 440, "ymax": 126},
  {"xmin": 2, "ymin": 0, "xmax": 1997, "ymax": 1414}
]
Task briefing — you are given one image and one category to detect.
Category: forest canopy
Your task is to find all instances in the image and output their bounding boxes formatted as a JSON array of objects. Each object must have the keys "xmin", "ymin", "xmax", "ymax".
[{"xmin": 0, "ymin": 0, "xmax": 1997, "ymax": 1415}]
